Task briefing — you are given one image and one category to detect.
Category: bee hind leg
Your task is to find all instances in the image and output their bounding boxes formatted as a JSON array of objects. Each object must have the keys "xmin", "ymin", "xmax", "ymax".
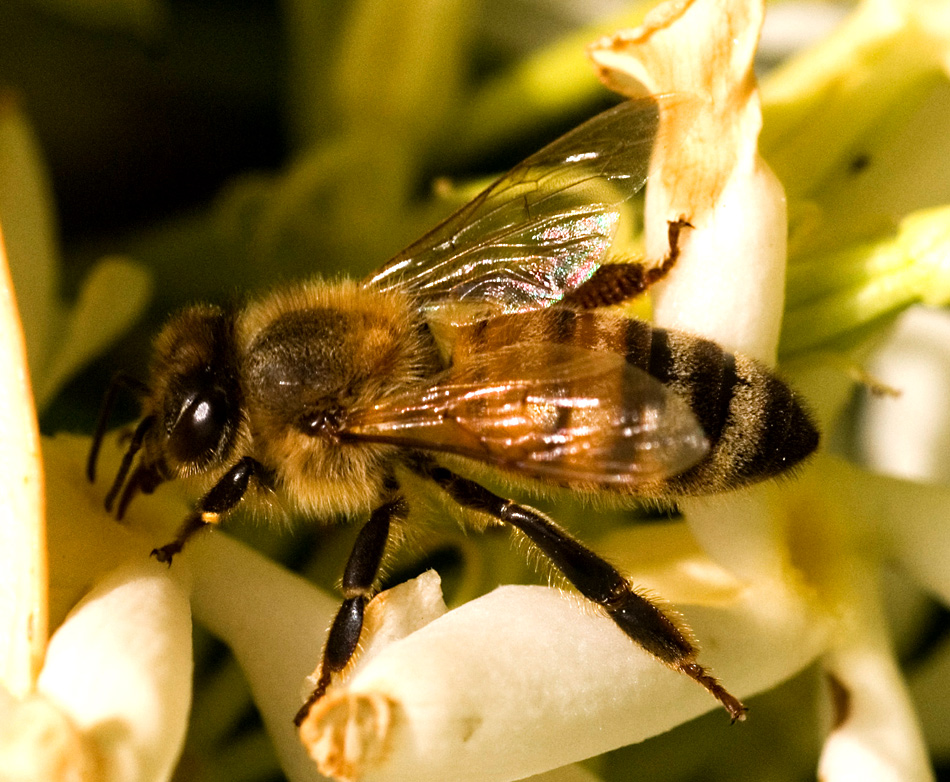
[
  {"xmin": 564, "ymin": 218, "xmax": 691, "ymax": 309},
  {"xmin": 418, "ymin": 460, "xmax": 747, "ymax": 723},
  {"xmin": 294, "ymin": 492, "xmax": 407, "ymax": 727}
]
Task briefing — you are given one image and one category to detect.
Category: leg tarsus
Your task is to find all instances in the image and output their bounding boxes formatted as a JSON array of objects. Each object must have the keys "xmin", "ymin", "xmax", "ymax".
[
  {"xmin": 293, "ymin": 597, "xmax": 365, "ymax": 727},
  {"xmin": 294, "ymin": 668, "xmax": 332, "ymax": 727},
  {"xmin": 414, "ymin": 457, "xmax": 746, "ymax": 721},
  {"xmin": 679, "ymin": 662, "xmax": 748, "ymax": 723},
  {"xmin": 295, "ymin": 493, "xmax": 405, "ymax": 726},
  {"xmin": 150, "ymin": 510, "xmax": 210, "ymax": 565},
  {"xmin": 151, "ymin": 457, "xmax": 262, "ymax": 564}
]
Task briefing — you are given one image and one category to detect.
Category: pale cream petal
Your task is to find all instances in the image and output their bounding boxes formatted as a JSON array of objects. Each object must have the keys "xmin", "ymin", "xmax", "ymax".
[
  {"xmin": 0, "ymin": 226, "xmax": 46, "ymax": 698},
  {"xmin": 182, "ymin": 531, "xmax": 341, "ymax": 782},
  {"xmin": 0, "ymin": 689, "xmax": 100, "ymax": 782},
  {"xmin": 299, "ymin": 570, "xmax": 827, "ymax": 782},
  {"xmin": 856, "ymin": 305, "xmax": 950, "ymax": 484},
  {"xmin": 593, "ymin": 518, "xmax": 744, "ymax": 606},
  {"xmin": 589, "ymin": 0, "xmax": 787, "ymax": 363},
  {"xmin": 680, "ymin": 482, "xmax": 795, "ymax": 584},
  {"xmin": 648, "ymin": 158, "xmax": 787, "ymax": 363},
  {"xmin": 42, "ymin": 433, "xmax": 184, "ymax": 631},
  {"xmin": 818, "ymin": 557, "xmax": 933, "ymax": 782},
  {"xmin": 37, "ymin": 559, "xmax": 193, "ymax": 782}
]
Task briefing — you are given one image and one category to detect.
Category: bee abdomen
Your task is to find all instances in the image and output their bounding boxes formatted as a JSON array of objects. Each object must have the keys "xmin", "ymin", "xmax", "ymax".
[{"xmin": 623, "ymin": 319, "xmax": 819, "ymax": 495}]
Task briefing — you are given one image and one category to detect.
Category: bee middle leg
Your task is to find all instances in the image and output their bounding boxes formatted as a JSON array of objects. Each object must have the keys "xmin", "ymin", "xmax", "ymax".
[
  {"xmin": 294, "ymin": 491, "xmax": 408, "ymax": 726},
  {"xmin": 416, "ymin": 460, "xmax": 747, "ymax": 722}
]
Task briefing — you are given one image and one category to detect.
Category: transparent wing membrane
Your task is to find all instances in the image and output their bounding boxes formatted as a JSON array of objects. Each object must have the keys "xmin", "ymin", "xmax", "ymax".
[
  {"xmin": 365, "ymin": 100, "xmax": 662, "ymax": 318},
  {"xmin": 344, "ymin": 344, "xmax": 708, "ymax": 487}
]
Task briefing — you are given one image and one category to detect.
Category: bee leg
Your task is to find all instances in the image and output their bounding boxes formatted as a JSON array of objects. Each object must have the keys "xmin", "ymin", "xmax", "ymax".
[
  {"xmin": 87, "ymin": 371, "xmax": 150, "ymax": 484},
  {"xmin": 420, "ymin": 462, "xmax": 748, "ymax": 723},
  {"xmin": 294, "ymin": 494, "xmax": 407, "ymax": 727},
  {"xmin": 152, "ymin": 456, "xmax": 263, "ymax": 564},
  {"xmin": 564, "ymin": 218, "xmax": 692, "ymax": 309}
]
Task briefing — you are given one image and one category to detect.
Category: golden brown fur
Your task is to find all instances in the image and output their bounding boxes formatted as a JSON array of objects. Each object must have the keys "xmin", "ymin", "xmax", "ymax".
[{"xmin": 235, "ymin": 280, "xmax": 438, "ymax": 517}]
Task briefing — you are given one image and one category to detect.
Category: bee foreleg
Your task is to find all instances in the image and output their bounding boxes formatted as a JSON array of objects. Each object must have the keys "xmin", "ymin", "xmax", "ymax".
[
  {"xmin": 152, "ymin": 456, "xmax": 262, "ymax": 564},
  {"xmin": 418, "ymin": 461, "xmax": 747, "ymax": 722},
  {"xmin": 294, "ymin": 492, "xmax": 408, "ymax": 727}
]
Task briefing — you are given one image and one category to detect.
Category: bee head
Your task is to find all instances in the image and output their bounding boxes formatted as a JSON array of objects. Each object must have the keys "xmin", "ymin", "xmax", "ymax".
[{"xmin": 89, "ymin": 304, "xmax": 245, "ymax": 519}]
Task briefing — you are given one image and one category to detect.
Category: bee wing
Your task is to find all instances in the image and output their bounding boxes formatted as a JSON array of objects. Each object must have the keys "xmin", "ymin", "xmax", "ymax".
[
  {"xmin": 364, "ymin": 99, "xmax": 661, "ymax": 318},
  {"xmin": 343, "ymin": 344, "xmax": 709, "ymax": 486}
]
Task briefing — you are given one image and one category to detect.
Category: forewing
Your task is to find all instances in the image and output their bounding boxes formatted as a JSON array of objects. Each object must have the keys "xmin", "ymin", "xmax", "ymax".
[
  {"xmin": 364, "ymin": 99, "xmax": 661, "ymax": 318},
  {"xmin": 343, "ymin": 344, "xmax": 709, "ymax": 487}
]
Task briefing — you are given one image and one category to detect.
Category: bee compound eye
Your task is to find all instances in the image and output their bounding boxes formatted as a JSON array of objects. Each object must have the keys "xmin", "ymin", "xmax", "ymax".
[{"xmin": 168, "ymin": 387, "xmax": 233, "ymax": 466}]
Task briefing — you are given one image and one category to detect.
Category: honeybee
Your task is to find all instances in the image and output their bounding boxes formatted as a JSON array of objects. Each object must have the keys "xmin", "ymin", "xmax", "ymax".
[{"xmin": 88, "ymin": 98, "xmax": 818, "ymax": 726}]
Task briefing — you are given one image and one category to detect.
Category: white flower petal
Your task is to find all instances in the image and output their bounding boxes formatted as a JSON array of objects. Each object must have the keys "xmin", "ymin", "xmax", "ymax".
[
  {"xmin": 649, "ymin": 160, "xmax": 787, "ymax": 363},
  {"xmin": 818, "ymin": 559, "xmax": 933, "ymax": 782},
  {"xmin": 846, "ymin": 466, "xmax": 950, "ymax": 608},
  {"xmin": 0, "ymin": 225, "xmax": 46, "ymax": 698},
  {"xmin": 857, "ymin": 305, "xmax": 950, "ymax": 484},
  {"xmin": 37, "ymin": 559, "xmax": 193, "ymax": 782},
  {"xmin": 589, "ymin": 0, "xmax": 787, "ymax": 363},
  {"xmin": 680, "ymin": 483, "xmax": 795, "ymax": 584},
  {"xmin": 42, "ymin": 433, "xmax": 185, "ymax": 630},
  {"xmin": 0, "ymin": 689, "xmax": 100, "ymax": 782},
  {"xmin": 183, "ymin": 531, "xmax": 341, "ymax": 782},
  {"xmin": 299, "ymin": 568, "xmax": 827, "ymax": 781}
]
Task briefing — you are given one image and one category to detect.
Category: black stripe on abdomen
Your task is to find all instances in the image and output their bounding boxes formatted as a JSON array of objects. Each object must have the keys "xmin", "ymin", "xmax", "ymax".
[{"xmin": 623, "ymin": 321, "xmax": 737, "ymax": 449}]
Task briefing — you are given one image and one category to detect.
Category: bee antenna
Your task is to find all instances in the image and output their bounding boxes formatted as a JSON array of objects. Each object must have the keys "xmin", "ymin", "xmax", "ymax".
[
  {"xmin": 104, "ymin": 415, "xmax": 156, "ymax": 514},
  {"xmin": 87, "ymin": 372, "xmax": 150, "ymax": 483}
]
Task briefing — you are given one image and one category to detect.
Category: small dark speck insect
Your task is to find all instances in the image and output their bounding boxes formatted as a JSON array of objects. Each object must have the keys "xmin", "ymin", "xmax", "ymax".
[{"xmin": 87, "ymin": 98, "xmax": 819, "ymax": 726}]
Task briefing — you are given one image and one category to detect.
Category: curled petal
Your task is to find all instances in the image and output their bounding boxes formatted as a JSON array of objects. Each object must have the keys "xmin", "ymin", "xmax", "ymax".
[
  {"xmin": 36, "ymin": 559, "xmax": 193, "ymax": 782},
  {"xmin": 589, "ymin": 0, "xmax": 786, "ymax": 363},
  {"xmin": 0, "ymin": 690, "xmax": 100, "ymax": 782},
  {"xmin": 299, "ymin": 560, "xmax": 827, "ymax": 781}
]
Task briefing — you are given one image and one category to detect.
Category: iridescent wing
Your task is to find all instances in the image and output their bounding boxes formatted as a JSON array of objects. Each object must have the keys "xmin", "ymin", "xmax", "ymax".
[
  {"xmin": 342, "ymin": 344, "xmax": 709, "ymax": 487},
  {"xmin": 363, "ymin": 99, "xmax": 661, "ymax": 318}
]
